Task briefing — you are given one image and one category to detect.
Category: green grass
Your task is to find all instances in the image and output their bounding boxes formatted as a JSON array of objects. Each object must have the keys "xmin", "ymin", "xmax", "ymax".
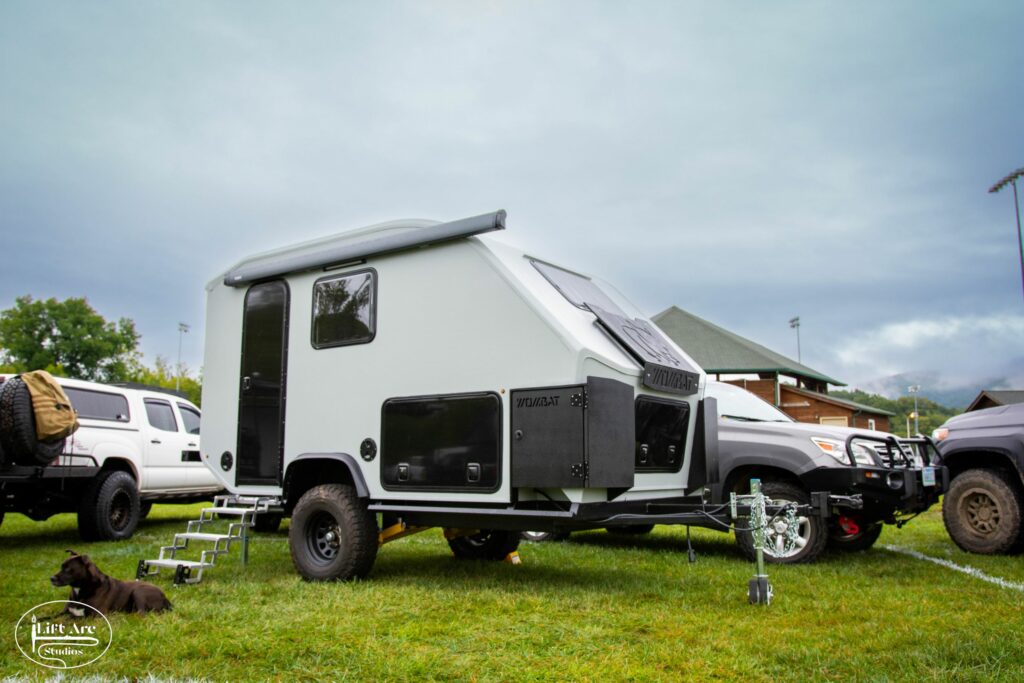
[{"xmin": 2, "ymin": 505, "xmax": 1023, "ymax": 682}]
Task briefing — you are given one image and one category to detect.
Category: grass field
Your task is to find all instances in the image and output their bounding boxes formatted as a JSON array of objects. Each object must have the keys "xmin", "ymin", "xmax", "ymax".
[{"xmin": 2, "ymin": 504, "xmax": 1023, "ymax": 682}]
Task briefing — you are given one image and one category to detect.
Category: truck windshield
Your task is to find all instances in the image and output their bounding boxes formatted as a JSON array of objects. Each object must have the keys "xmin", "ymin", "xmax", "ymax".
[{"xmin": 706, "ymin": 382, "xmax": 792, "ymax": 423}]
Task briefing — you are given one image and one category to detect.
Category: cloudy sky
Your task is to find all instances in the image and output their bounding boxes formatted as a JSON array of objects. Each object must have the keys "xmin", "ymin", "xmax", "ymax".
[{"xmin": 2, "ymin": 2, "xmax": 1022, "ymax": 402}]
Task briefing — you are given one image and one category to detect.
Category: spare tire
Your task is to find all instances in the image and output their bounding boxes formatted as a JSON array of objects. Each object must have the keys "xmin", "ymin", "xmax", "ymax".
[{"xmin": 0, "ymin": 377, "xmax": 66, "ymax": 466}]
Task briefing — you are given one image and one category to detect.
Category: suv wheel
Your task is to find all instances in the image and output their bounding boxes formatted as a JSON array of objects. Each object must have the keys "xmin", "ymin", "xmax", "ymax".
[
  {"xmin": 828, "ymin": 520, "xmax": 883, "ymax": 552},
  {"xmin": 289, "ymin": 484, "xmax": 378, "ymax": 581},
  {"xmin": 735, "ymin": 480, "xmax": 828, "ymax": 564},
  {"xmin": 78, "ymin": 470, "xmax": 141, "ymax": 541},
  {"xmin": 943, "ymin": 468, "xmax": 1023, "ymax": 555}
]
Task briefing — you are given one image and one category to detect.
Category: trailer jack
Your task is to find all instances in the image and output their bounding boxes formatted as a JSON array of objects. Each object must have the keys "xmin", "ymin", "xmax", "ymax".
[{"xmin": 738, "ymin": 479, "xmax": 773, "ymax": 605}]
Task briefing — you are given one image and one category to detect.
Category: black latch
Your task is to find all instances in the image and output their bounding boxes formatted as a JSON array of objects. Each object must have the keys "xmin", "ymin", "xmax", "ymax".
[
  {"xmin": 638, "ymin": 444, "xmax": 649, "ymax": 465},
  {"xmin": 466, "ymin": 463, "xmax": 481, "ymax": 483},
  {"xmin": 397, "ymin": 464, "xmax": 410, "ymax": 482},
  {"xmin": 570, "ymin": 462, "xmax": 588, "ymax": 479},
  {"xmin": 570, "ymin": 391, "xmax": 588, "ymax": 409}
]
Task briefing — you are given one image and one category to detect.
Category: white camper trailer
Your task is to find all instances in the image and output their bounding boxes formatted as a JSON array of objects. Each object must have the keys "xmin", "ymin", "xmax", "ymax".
[{"xmin": 198, "ymin": 210, "xmax": 721, "ymax": 581}]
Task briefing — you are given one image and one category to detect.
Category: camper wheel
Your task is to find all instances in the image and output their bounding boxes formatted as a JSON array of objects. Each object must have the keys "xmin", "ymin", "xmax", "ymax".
[
  {"xmin": 448, "ymin": 529, "xmax": 521, "ymax": 560},
  {"xmin": 289, "ymin": 484, "xmax": 378, "ymax": 581}
]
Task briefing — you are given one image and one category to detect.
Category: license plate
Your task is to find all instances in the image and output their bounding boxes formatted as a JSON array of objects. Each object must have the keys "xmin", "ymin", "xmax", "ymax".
[{"xmin": 922, "ymin": 467, "xmax": 936, "ymax": 487}]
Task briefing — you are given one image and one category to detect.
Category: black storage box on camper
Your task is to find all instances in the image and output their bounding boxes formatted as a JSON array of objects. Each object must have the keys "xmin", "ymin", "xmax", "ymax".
[{"xmin": 511, "ymin": 376, "xmax": 635, "ymax": 490}]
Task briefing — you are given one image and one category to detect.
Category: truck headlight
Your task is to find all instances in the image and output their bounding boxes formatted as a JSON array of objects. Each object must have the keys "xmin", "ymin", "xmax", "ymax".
[
  {"xmin": 811, "ymin": 438, "xmax": 875, "ymax": 466},
  {"xmin": 932, "ymin": 428, "xmax": 948, "ymax": 442}
]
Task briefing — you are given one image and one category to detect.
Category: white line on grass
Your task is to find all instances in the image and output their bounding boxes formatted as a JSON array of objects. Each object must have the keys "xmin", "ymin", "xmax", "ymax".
[{"xmin": 881, "ymin": 544, "xmax": 1024, "ymax": 594}]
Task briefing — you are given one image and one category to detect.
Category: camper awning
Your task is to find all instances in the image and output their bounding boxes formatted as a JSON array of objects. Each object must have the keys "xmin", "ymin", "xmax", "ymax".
[{"xmin": 223, "ymin": 210, "xmax": 507, "ymax": 287}]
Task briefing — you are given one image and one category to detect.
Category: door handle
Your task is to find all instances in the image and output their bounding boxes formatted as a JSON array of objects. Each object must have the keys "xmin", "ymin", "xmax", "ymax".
[
  {"xmin": 151, "ymin": 439, "xmax": 162, "ymax": 444},
  {"xmin": 188, "ymin": 442, "xmax": 197, "ymax": 447},
  {"xmin": 242, "ymin": 376, "xmax": 252, "ymax": 391}
]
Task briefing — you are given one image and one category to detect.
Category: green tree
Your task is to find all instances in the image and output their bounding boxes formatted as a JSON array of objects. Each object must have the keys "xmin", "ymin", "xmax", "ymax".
[
  {"xmin": 0, "ymin": 295, "xmax": 140, "ymax": 382},
  {"xmin": 125, "ymin": 356, "xmax": 203, "ymax": 406},
  {"xmin": 832, "ymin": 389, "xmax": 960, "ymax": 437}
]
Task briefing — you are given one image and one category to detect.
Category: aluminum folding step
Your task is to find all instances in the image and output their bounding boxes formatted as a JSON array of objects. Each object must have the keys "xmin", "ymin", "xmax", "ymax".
[
  {"xmin": 144, "ymin": 559, "xmax": 209, "ymax": 569},
  {"xmin": 175, "ymin": 532, "xmax": 232, "ymax": 542},
  {"xmin": 138, "ymin": 495, "xmax": 280, "ymax": 585}
]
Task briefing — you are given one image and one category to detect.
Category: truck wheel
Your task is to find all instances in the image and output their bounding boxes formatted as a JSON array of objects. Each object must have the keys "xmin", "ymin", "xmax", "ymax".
[
  {"xmin": 448, "ymin": 530, "xmax": 520, "ymax": 560},
  {"xmin": 0, "ymin": 377, "xmax": 66, "ymax": 466},
  {"xmin": 253, "ymin": 513, "xmax": 283, "ymax": 533},
  {"xmin": 735, "ymin": 480, "xmax": 828, "ymax": 564},
  {"xmin": 289, "ymin": 484, "xmax": 378, "ymax": 581},
  {"xmin": 606, "ymin": 524, "xmax": 656, "ymax": 536},
  {"xmin": 828, "ymin": 521, "xmax": 884, "ymax": 552},
  {"xmin": 943, "ymin": 469, "xmax": 1023, "ymax": 555},
  {"xmin": 78, "ymin": 470, "xmax": 141, "ymax": 541}
]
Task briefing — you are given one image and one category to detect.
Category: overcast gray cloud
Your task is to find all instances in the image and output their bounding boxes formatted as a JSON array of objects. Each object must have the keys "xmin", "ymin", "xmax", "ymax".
[{"xmin": 1, "ymin": 1, "xmax": 1021, "ymax": 403}]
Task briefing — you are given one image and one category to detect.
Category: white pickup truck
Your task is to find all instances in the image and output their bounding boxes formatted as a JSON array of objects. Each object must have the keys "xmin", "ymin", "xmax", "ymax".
[{"xmin": 0, "ymin": 374, "xmax": 222, "ymax": 540}]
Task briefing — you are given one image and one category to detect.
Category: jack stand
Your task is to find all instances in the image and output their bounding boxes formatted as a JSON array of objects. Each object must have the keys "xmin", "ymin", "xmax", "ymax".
[
  {"xmin": 686, "ymin": 526, "xmax": 696, "ymax": 563},
  {"xmin": 747, "ymin": 479, "xmax": 773, "ymax": 605}
]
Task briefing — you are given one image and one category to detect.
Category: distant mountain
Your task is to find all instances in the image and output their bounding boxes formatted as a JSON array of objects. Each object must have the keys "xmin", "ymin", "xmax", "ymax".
[{"xmin": 849, "ymin": 371, "xmax": 1003, "ymax": 411}]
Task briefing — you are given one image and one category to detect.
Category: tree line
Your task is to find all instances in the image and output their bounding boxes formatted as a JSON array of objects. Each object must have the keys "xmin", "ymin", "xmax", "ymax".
[
  {"xmin": 0, "ymin": 295, "xmax": 202, "ymax": 406},
  {"xmin": 831, "ymin": 389, "xmax": 960, "ymax": 437}
]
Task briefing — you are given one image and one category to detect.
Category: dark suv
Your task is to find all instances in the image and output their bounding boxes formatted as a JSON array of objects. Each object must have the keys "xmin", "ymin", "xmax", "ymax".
[{"xmin": 934, "ymin": 403, "xmax": 1024, "ymax": 554}]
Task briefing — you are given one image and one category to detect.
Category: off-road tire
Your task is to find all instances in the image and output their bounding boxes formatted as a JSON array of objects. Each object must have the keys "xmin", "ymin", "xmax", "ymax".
[
  {"xmin": 0, "ymin": 509, "xmax": 5, "ymax": 529},
  {"xmin": 448, "ymin": 529, "xmax": 520, "ymax": 560},
  {"xmin": 735, "ymin": 480, "xmax": 828, "ymax": 564},
  {"xmin": 943, "ymin": 468, "xmax": 1023, "ymax": 555},
  {"xmin": 605, "ymin": 524, "xmax": 656, "ymax": 536},
  {"xmin": 289, "ymin": 484, "xmax": 378, "ymax": 581},
  {"xmin": 828, "ymin": 521, "xmax": 884, "ymax": 552},
  {"xmin": 0, "ymin": 377, "xmax": 65, "ymax": 466},
  {"xmin": 77, "ymin": 470, "xmax": 141, "ymax": 541},
  {"xmin": 253, "ymin": 513, "xmax": 284, "ymax": 533},
  {"xmin": 139, "ymin": 501, "xmax": 153, "ymax": 519},
  {"xmin": 520, "ymin": 530, "xmax": 570, "ymax": 542}
]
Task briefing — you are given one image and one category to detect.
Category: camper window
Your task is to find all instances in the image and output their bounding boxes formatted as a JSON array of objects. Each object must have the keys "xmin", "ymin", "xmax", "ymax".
[{"xmin": 312, "ymin": 269, "xmax": 376, "ymax": 348}]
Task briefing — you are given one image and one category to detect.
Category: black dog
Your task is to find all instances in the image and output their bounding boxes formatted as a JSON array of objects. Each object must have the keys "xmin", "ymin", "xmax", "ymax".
[{"xmin": 51, "ymin": 550, "xmax": 172, "ymax": 615}]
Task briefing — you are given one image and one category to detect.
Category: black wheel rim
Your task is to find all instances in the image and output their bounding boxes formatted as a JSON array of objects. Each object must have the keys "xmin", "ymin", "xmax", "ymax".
[
  {"xmin": 306, "ymin": 511, "xmax": 342, "ymax": 565},
  {"xmin": 109, "ymin": 490, "xmax": 132, "ymax": 532}
]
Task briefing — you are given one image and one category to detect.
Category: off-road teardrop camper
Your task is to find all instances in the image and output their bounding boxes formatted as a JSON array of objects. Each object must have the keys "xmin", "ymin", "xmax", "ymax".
[{"xmin": 200, "ymin": 210, "xmax": 719, "ymax": 580}]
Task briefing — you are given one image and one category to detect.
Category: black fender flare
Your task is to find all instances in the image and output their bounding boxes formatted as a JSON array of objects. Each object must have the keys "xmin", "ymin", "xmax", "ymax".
[{"xmin": 283, "ymin": 452, "xmax": 369, "ymax": 500}]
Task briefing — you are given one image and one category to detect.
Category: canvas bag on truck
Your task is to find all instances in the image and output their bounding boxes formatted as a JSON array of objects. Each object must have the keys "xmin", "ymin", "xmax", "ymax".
[{"xmin": 20, "ymin": 370, "xmax": 80, "ymax": 441}]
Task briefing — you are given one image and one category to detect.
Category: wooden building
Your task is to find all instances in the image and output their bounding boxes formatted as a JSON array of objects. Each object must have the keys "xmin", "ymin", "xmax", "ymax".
[{"xmin": 653, "ymin": 306, "xmax": 893, "ymax": 432}]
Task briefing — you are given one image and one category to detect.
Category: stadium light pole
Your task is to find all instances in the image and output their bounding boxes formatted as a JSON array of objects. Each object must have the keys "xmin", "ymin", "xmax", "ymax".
[
  {"xmin": 176, "ymin": 322, "xmax": 190, "ymax": 392},
  {"xmin": 989, "ymin": 167, "xmax": 1024, "ymax": 302},
  {"xmin": 789, "ymin": 316, "xmax": 801, "ymax": 363},
  {"xmin": 908, "ymin": 385, "xmax": 921, "ymax": 435}
]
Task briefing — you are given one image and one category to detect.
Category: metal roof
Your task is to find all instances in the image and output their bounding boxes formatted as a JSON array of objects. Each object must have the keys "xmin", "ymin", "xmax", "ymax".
[
  {"xmin": 967, "ymin": 390, "xmax": 1024, "ymax": 412},
  {"xmin": 652, "ymin": 306, "xmax": 845, "ymax": 387}
]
